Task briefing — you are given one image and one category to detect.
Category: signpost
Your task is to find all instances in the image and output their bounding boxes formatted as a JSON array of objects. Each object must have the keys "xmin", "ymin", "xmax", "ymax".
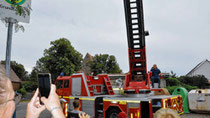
[{"xmin": 0, "ymin": 0, "xmax": 31, "ymax": 77}]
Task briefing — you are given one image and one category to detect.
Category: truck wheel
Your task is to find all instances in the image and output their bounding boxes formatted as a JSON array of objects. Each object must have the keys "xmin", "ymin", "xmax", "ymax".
[
  {"xmin": 154, "ymin": 108, "xmax": 179, "ymax": 118},
  {"xmin": 107, "ymin": 109, "xmax": 121, "ymax": 118}
]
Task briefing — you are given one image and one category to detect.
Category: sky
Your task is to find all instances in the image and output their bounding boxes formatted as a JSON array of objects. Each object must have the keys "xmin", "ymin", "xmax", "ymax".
[{"xmin": 0, "ymin": 0, "xmax": 210, "ymax": 76}]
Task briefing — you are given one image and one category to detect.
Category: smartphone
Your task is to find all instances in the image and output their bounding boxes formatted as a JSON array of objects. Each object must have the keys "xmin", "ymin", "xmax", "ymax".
[{"xmin": 38, "ymin": 73, "xmax": 51, "ymax": 104}]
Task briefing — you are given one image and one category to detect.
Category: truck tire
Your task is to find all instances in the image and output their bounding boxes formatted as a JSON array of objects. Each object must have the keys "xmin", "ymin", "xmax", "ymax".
[
  {"xmin": 154, "ymin": 108, "xmax": 180, "ymax": 118},
  {"xmin": 107, "ymin": 109, "xmax": 121, "ymax": 118}
]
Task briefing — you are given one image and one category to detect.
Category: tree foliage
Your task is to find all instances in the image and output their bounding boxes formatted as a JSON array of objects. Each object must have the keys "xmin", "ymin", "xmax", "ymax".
[
  {"xmin": 34, "ymin": 38, "xmax": 83, "ymax": 82},
  {"xmin": 179, "ymin": 75, "xmax": 208, "ymax": 89},
  {"xmin": 10, "ymin": 0, "xmax": 31, "ymax": 17},
  {"xmin": 166, "ymin": 78, "xmax": 180, "ymax": 86},
  {"xmin": 90, "ymin": 54, "xmax": 122, "ymax": 75},
  {"xmin": 165, "ymin": 75, "xmax": 208, "ymax": 94},
  {"xmin": 1, "ymin": 61, "xmax": 29, "ymax": 80}
]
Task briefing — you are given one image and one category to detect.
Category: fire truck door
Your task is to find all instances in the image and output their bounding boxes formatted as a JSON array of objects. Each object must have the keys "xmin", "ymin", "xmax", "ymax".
[
  {"xmin": 71, "ymin": 77, "xmax": 81, "ymax": 96},
  {"xmin": 63, "ymin": 79, "xmax": 70, "ymax": 96}
]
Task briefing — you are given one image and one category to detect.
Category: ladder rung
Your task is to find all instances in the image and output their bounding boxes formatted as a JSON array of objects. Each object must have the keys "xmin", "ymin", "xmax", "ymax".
[
  {"xmin": 132, "ymin": 28, "xmax": 140, "ymax": 30},
  {"xmin": 131, "ymin": 59, "xmax": 145, "ymax": 62},
  {"xmin": 130, "ymin": 2, "xmax": 137, "ymax": 4},
  {"xmin": 132, "ymin": 23, "xmax": 139, "ymax": 25},
  {"xmin": 97, "ymin": 110, "xmax": 103, "ymax": 113},
  {"xmin": 130, "ymin": 7, "xmax": 137, "ymax": 9}
]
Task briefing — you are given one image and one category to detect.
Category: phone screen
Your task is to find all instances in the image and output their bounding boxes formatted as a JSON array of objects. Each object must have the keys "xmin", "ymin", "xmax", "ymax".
[{"xmin": 38, "ymin": 73, "xmax": 51, "ymax": 98}]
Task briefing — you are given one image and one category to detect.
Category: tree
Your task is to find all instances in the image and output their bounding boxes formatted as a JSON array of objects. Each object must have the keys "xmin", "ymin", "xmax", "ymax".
[
  {"xmin": 34, "ymin": 38, "xmax": 83, "ymax": 82},
  {"xmin": 179, "ymin": 75, "xmax": 208, "ymax": 89},
  {"xmin": 10, "ymin": 0, "xmax": 32, "ymax": 17},
  {"xmin": 90, "ymin": 54, "xmax": 122, "ymax": 75},
  {"xmin": 1, "ymin": 61, "xmax": 29, "ymax": 80}
]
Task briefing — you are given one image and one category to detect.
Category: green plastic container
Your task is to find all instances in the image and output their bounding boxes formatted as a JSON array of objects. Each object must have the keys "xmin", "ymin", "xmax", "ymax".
[{"xmin": 172, "ymin": 87, "xmax": 189, "ymax": 113}]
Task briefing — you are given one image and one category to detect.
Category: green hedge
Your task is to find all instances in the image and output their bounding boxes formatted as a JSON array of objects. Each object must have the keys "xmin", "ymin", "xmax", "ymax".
[
  {"xmin": 21, "ymin": 81, "xmax": 37, "ymax": 92},
  {"xmin": 166, "ymin": 86, "xmax": 179, "ymax": 94},
  {"xmin": 166, "ymin": 85, "xmax": 198, "ymax": 94},
  {"xmin": 166, "ymin": 78, "xmax": 180, "ymax": 86},
  {"xmin": 166, "ymin": 77, "xmax": 200, "ymax": 94},
  {"xmin": 181, "ymin": 84, "xmax": 197, "ymax": 92},
  {"xmin": 17, "ymin": 87, "xmax": 27, "ymax": 97}
]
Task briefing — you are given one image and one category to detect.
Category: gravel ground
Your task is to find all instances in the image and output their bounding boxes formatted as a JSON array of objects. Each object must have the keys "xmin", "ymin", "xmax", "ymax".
[{"xmin": 181, "ymin": 113, "xmax": 210, "ymax": 118}]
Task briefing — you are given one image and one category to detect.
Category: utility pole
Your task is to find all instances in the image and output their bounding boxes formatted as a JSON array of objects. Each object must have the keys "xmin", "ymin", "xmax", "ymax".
[{"xmin": 5, "ymin": 18, "xmax": 14, "ymax": 77}]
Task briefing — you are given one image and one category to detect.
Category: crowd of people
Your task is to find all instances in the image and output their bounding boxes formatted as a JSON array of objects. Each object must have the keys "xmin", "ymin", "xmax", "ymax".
[{"xmin": 0, "ymin": 72, "xmax": 89, "ymax": 118}]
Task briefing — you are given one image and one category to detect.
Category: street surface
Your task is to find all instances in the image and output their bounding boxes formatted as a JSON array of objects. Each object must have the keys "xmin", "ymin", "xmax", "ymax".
[
  {"xmin": 16, "ymin": 102, "xmax": 52, "ymax": 118},
  {"xmin": 181, "ymin": 113, "xmax": 210, "ymax": 118}
]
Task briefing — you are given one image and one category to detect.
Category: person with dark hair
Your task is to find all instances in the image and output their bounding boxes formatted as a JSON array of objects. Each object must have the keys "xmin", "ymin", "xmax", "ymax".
[
  {"xmin": 68, "ymin": 100, "xmax": 83, "ymax": 118},
  {"xmin": 73, "ymin": 100, "xmax": 81, "ymax": 111},
  {"xmin": 151, "ymin": 64, "xmax": 161, "ymax": 88}
]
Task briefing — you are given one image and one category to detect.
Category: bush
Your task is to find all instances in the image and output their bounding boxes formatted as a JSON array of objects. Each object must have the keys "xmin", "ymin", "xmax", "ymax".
[
  {"xmin": 21, "ymin": 81, "xmax": 37, "ymax": 92},
  {"xmin": 182, "ymin": 84, "xmax": 197, "ymax": 92},
  {"xmin": 166, "ymin": 86, "xmax": 179, "ymax": 94},
  {"xmin": 166, "ymin": 78, "xmax": 180, "ymax": 86},
  {"xmin": 17, "ymin": 87, "xmax": 27, "ymax": 97},
  {"xmin": 166, "ymin": 84, "xmax": 198, "ymax": 94},
  {"xmin": 179, "ymin": 75, "xmax": 208, "ymax": 89}
]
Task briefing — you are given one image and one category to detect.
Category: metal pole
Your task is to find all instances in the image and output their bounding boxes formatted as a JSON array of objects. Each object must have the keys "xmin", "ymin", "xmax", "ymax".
[{"xmin": 5, "ymin": 18, "xmax": 14, "ymax": 77}]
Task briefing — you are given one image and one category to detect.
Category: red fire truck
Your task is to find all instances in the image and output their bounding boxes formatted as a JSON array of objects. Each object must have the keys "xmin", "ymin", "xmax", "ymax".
[{"xmin": 55, "ymin": 0, "xmax": 184, "ymax": 117}]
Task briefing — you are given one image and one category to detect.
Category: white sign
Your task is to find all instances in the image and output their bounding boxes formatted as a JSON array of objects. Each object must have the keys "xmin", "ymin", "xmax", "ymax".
[{"xmin": 0, "ymin": 0, "xmax": 31, "ymax": 23}]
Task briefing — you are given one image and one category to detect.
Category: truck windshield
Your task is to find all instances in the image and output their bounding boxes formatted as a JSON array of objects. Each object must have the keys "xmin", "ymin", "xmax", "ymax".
[{"xmin": 56, "ymin": 80, "xmax": 63, "ymax": 89}]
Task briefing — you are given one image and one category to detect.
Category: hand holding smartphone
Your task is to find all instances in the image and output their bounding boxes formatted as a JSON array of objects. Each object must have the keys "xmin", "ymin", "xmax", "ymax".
[{"xmin": 38, "ymin": 73, "xmax": 51, "ymax": 104}]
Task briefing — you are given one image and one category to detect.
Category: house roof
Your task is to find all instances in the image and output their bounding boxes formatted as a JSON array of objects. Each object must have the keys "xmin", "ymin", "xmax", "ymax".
[
  {"xmin": 186, "ymin": 59, "xmax": 210, "ymax": 76},
  {"xmin": 0, "ymin": 64, "xmax": 21, "ymax": 83},
  {"xmin": 84, "ymin": 53, "xmax": 93, "ymax": 61}
]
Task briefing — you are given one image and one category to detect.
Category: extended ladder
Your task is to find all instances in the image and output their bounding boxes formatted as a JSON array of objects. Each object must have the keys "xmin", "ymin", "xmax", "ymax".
[{"xmin": 124, "ymin": 0, "xmax": 149, "ymax": 81}]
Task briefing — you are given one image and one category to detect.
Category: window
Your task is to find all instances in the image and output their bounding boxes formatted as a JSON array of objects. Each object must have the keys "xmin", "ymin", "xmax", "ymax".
[
  {"xmin": 56, "ymin": 80, "xmax": 63, "ymax": 89},
  {"xmin": 64, "ymin": 80, "xmax": 69, "ymax": 88}
]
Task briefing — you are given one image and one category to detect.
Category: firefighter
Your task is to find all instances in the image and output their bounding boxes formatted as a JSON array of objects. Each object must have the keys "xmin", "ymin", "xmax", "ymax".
[{"xmin": 151, "ymin": 64, "xmax": 161, "ymax": 88}]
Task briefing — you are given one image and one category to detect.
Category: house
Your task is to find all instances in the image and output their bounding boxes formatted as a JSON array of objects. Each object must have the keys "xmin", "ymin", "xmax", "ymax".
[
  {"xmin": 81, "ymin": 53, "xmax": 94, "ymax": 75},
  {"xmin": 0, "ymin": 64, "xmax": 21, "ymax": 90},
  {"xmin": 186, "ymin": 59, "xmax": 210, "ymax": 83}
]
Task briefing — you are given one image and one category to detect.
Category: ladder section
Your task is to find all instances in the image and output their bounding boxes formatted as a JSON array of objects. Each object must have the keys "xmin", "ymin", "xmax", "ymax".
[
  {"xmin": 103, "ymin": 77, "xmax": 114, "ymax": 95},
  {"xmin": 124, "ymin": 0, "xmax": 148, "ymax": 81}
]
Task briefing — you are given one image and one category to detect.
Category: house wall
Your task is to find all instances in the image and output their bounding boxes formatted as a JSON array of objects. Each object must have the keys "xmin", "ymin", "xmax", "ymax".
[
  {"xmin": 12, "ymin": 82, "xmax": 21, "ymax": 90},
  {"xmin": 188, "ymin": 62, "xmax": 210, "ymax": 82}
]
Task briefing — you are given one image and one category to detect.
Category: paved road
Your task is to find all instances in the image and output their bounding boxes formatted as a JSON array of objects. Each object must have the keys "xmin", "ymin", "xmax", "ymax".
[
  {"xmin": 16, "ymin": 102, "xmax": 52, "ymax": 118},
  {"xmin": 181, "ymin": 113, "xmax": 210, "ymax": 118}
]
